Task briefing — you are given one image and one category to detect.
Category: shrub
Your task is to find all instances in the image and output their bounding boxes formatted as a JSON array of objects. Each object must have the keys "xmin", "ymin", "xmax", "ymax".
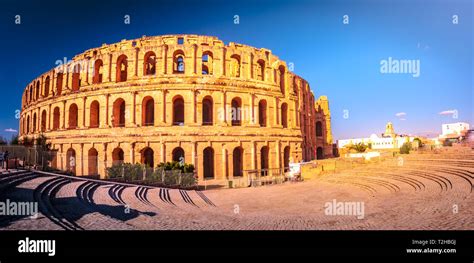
[
  {"xmin": 346, "ymin": 142, "xmax": 368, "ymax": 153},
  {"xmin": 400, "ymin": 142, "xmax": 412, "ymax": 154}
]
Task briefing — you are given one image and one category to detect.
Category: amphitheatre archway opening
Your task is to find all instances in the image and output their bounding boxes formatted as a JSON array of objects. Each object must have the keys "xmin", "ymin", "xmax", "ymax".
[
  {"xmin": 141, "ymin": 147, "xmax": 154, "ymax": 168},
  {"xmin": 172, "ymin": 147, "xmax": 185, "ymax": 163},
  {"xmin": 173, "ymin": 96, "xmax": 185, "ymax": 126},
  {"xmin": 202, "ymin": 96, "xmax": 213, "ymax": 126},
  {"xmin": 66, "ymin": 148, "xmax": 76, "ymax": 175},
  {"xmin": 142, "ymin": 97, "xmax": 154, "ymax": 126},
  {"xmin": 88, "ymin": 148, "xmax": 99, "ymax": 176},
  {"xmin": 233, "ymin": 147, "xmax": 243, "ymax": 177},
  {"xmin": 113, "ymin": 98, "xmax": 126, "ymax": 127},
  {"xmin": 203, "ymin": 147, "xmax": 215, "ymax": 179}
]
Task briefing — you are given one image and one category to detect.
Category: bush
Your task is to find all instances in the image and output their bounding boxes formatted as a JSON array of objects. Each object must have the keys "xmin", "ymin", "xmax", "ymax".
[
  {"xmin": 400, "ymin": 142, "xmax": 412, "ymax": 154},
  {"xmin": 346, "ymin": 142, "xmax": 368, "ymax": 153}
]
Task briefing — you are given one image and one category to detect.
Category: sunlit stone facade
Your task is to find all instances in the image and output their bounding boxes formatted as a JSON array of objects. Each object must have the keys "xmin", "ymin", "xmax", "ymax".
[{"xmin": 18, "ymin": 34, "xmax": 333, "ymax": 182}]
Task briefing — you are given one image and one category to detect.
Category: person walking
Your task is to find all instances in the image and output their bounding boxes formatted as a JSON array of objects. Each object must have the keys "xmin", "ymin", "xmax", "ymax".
[{"xmin": 4, "ymin": 151, "xmax": 9, "ymax": 171}]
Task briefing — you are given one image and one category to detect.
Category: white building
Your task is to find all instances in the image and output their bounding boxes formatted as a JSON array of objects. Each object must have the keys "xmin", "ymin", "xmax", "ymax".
[
  {"xmin": 440, "ymin": 122, "xmax": 470, "ymax": 138},
  {"xmin": 337, "ymin": 122, "xmax": 414, "ymax": 150}
]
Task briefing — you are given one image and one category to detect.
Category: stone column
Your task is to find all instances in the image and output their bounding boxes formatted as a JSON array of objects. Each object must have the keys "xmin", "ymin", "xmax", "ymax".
[
  {"xmin": 220, "ymin": 90, "xmax": 227, "ymax": 126},
  {"xmin": 62, "ymin": 101, "xmax": 66, "ymax": 129},
  {"xmin": 82, "ymin": 97, "xmax": 86, "ymax": 128},
  {"xmin": 221, "ymin": 146, "xmax": 227, "ymax": 180}
]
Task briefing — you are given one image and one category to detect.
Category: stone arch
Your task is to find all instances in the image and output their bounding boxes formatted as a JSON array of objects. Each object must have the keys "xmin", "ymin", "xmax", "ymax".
[
  {"xmin": 173, "ymin": 50, "xmax": 185, "ymax": 73},
  {"xmin": 317, "ymin": 147, "xmax": 324, "ymax": 160},
  {"xmin": 230, "ymin": 54, "xmax": 241, "ymax": 77},
  {"xmin": 68, "ymin": 103, "xmax": 78, "ymax": 129},
  {"xmin": 113, "ymin": 98, "xmax": 126, "ymax": 127},
  {"xmin": 93, "ymin": 59, "xmax": 103, "ymax": 84},
  {"xmin": 53, "ymin": 107, "xmax": 60, "ymax": 130},
  {"xmin": 231, "ymin": 97, "xmax": 242, "ymax": 126},
  {"xmin": 142, "ymin": 96, "xmax": 154, "ymax": 126},
  {"xmin": 143, "ymin": 51, "xmax": 156, "ymax": 75},
  {"xmin": 112, "ymin": 147, "xmax": 124, "ymax": 165},
  {"xmin": 116, "ymin": 54, "xmax": 128, "ymax": 82},
  {"xmin": 41, "ymin": 110, "xmax": 47, "ymax": 132},
  {"xmin": 202, "ymin": 51, "xmax": 213, "ymax": 75},
  {"xmin": 26, "ymin": 115, "xmax": 30, "ymax": 133},
  {"xmin": 56, "ymin": 72, "xmax": 63, "ymax": 96},
  {"xmin": 88, "ymin": 148, "xmax": 99, "ymax": 175},
  {"xmin": 32, "ymin": 113, "xmax": 37, "ymax": 132},
  {"xmin": 29, "ymin": 85, "xmax": 33, "ymax": 102},
  {"xmin": 281, "ymin": 103, "xmax": 288, "ymax": 128},
  {"xmin": 256, "ymin": 59, "xmax": 265, "ymax": 81},
  {"xmin": 203, "ymin": 147, "xmax": 215, "ymax": 179},
  {"xmin": 172, "ymin": 95, "xmax": 185, "ymax": 126},
  {"xmin": 233, "ymin": 146, "xmax": 243, "ymax": 177},
  {"xmin": 283, "ymin": 146, "xmax": 290, "ymax": 170},
  {"xmin": 44, "ymin": 76, "xmax": 50, "ymax": 97},
  {"xmin": 316, "ymin": 121, "xmax": 323, "ymax": 137},
  {"xmin": 90, "ymin": 100, "xmax": 100, "ymax": 128},
  {"xmin": 202, "ymin": 96, "xmax": 213, "ymax": 125},
  {"xmin": 141, "ymin": 147, "xmax": 154, "ymax": 168},
  {"xmin": 172, "ymin": 147, "xmax": 185, "ymax": 163},
  {"xmin": 258, "ymin": 99, "xmax": 267, "ymax": 127},
  {"xmin": 72, "ymin": 64, "xmax": 81, "ymax": 91},
  {"xmin": 35, "ymin": 81, "xmax": 40, "ymax": 100},
  {"xmin": 278, "ymin": 65, "xmax": 285, "ymax": 95}
]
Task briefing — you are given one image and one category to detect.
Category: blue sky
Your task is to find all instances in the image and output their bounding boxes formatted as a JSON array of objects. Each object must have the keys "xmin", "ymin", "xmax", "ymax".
[{"xmin": 0, "ymin": 0, "xmax": 472, "ymax": 141}]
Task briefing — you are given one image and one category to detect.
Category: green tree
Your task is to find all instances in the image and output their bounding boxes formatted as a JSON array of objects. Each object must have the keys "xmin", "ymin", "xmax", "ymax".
[{"xmin": 400, "ymin": 142, "xmax": 412, "ymax": 154}]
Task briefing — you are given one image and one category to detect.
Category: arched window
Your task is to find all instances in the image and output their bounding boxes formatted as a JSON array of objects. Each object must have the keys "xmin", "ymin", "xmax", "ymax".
[
  {"xmin": 66, "ymin": 148, "xmax": 76, "ymax": 175},
  {"xmin": 202, "ymin": 51, "xmax": 213, "ymax": 75},
  {"xmin": 202, "ymin": 96, "xmax": 213, "ymax": 125},
  {"xmin": 68, "ymin": 103, "xmax": 78, "ymax": 129},
  {"xmin": 40, "ymin": 110, "xmax": 47, "ymax": 132},
  {"xmin": 93, "ymin": 59, "xmax": 103, "ymax": 84},
  {"xmin": 113, "ymin": 98, "xmax": 125, "ymax": 127},
  {"xmin": 283, "ymin": 146, "xmax": 290, "ymax": 171},
  {"xmin": 35, "ymin": 81, "xmax": 40, "ymax": 100},
  {"xmin": 143, "ymin": 51, "xmax": 156, "ymax": 76},
  {"xmin": 90, "ymin": 100, "xmax": 100, "ymax": 128},
  {"xmin": 56, "ymin": 72, "xmax": 63, "ymax": 96},
  {"xmin": 233, "ymin": 147, "xmax": 243, "ymax": 177},
  {"xmin": 112, "ymin": 147, "xmax": 124, "ymax": 165},
  {"xmin": 203, "ymin": 147, "xmax": 215, "ymax": 179},
  {"xmin": 231, "ymin": 97, "xmax": 242, "ymax": 126},
  {"xmin": 116, "ymin": 55, "xmax": 128, "ymax": 82},
  {"xmin": 281, "ymin": 103, "xmax": 288, "ymax": 128},
  {"xmin": 278, "ymin": 65, "xmax": 285, "ymax": 95},
  {"xmin": 316, "ymin": 121, "xmax": 323, "ymax": 137},
  {"xmin": 173, "ymin": 50, "xmax": 185, "ymax": 74},
  {"xmin": 230, "ymin": 55, "xmax": 240, "ymax": 77},
  {"xmin": 32, "ymin": 113, "xmax": 37, "ymax": 132},
  {"xmin": 72, "ymin": 64, "xmax": 81, "ymax": 91},
  {"xmin": 258, "ymin": 100, "xmax": 267, "ymax": 127},
  {"xmin": 172, "ymin": 147, "xmax": 185, "ymax": 163},
  {"xmin": 256, "ymin": 59, "xmax": 265, "ymax": 81},
  {"xmin": 173, "ymin": 96, "xmax": 184, "ymax": 126},
  {"xmin": 260, "ymin": 146, "xmax": 269, "ymax": 175},
  {"xmin": 53, "ymin": 107, "xmax": 60, "ymax": 130},
  {"xmin": 88, "ymin": 148, "xmax": 99, "ymax": 175},
  {"xmin": 44, "ymin": 76, "xmax": 50, "ymax": 97},
  {"xmin": 141, "ymin": 147, "xmax": 154, "ymax": 168},
  {"xmin": 142, "ymin": 96, "xmax": 154, "ymax": 126}
]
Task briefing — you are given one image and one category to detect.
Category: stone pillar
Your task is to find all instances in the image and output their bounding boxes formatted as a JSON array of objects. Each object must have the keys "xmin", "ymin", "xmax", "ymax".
[
  {"xmin": 82, "ymin": 97, "xmax": 86, "ymax": 128},
  {"xmin": 160, "ymin": 142, "xmax": 166, "ymax": 163},
  {"xmin": 62, "ymin": 101, "xmax": 66, "ymax": 129},
  {"xmin": 130, "ymin": 142, "xmax": 135, "ymax": 164},
  {"xmin": 108, "ymin": 53, "xmax": 113, "ymax": 82},
  {"xmin": 105, "ymin": 94, "xmax": 110, "ymax": 127},
  {"xmin": 220, "ymin": 90, "xmax": 227, "ymax": 126},
  {"xmin": 48, "ymin": 104, "xmax": 51, "ymax": 131},
  {"xmin": 221, "ymin": 146, "xmax": 227, "ymax": 180},
  {"xmin": 251, "ymin": 141, "xmax": 256, "ymax": 170},
  {"xmin": 131, "ymin": 91, "xmax": 136, "ymax": 126},
  {"xmin": 162, "ymin": 89, "xmax": 167, "ymax": 124}
]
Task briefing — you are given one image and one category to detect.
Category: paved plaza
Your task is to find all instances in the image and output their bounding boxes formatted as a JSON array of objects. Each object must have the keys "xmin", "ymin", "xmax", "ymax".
[{"xmin": 1, "ymin": 148, "xmax": 473, "ymax": 230}]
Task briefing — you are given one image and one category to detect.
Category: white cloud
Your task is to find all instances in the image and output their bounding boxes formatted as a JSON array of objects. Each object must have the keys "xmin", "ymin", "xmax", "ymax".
[
  {"xmin": 395, "ymin": 112, "xmax": 406, "ymax": 117},
  {"xmin": 4, "ymin": 128, "xmax": 17, "ymax": 133},
  {"xmin": 439, "ymin": 110, "xmax": 456, "ymax": 115}
]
